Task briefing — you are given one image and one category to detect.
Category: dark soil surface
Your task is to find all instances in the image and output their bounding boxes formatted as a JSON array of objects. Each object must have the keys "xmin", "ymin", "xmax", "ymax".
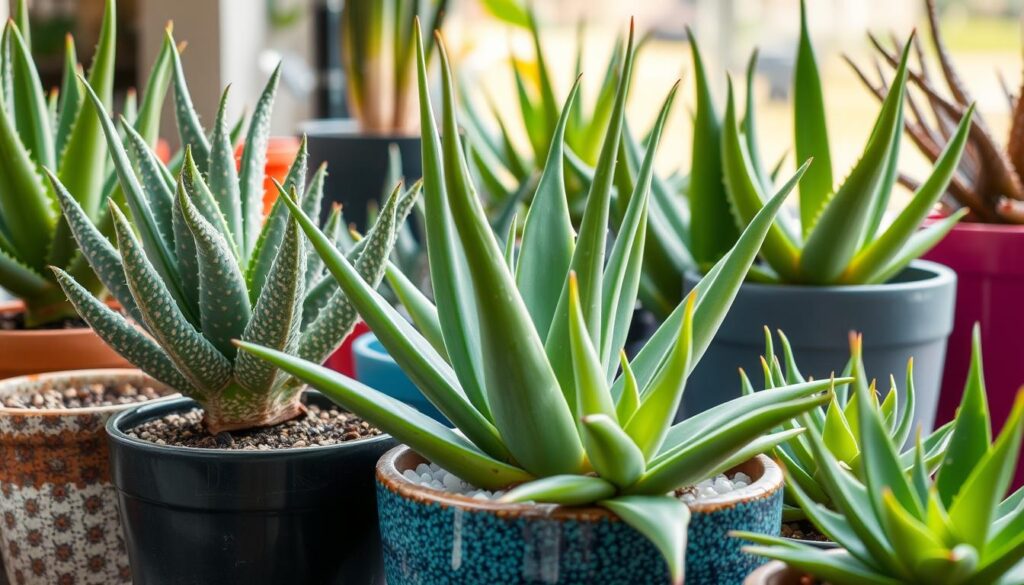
[
  {"xmin": 0, "ymin": 311, "xmax": 87, "ymax": 331},
  {"xmin": 2, "ymin": 381, "xmax": 163, "ymax": 409},
  {"xmin": 781, "ymin": 520, "xmax": 832, "ymax": 543},
  {"xmin": 127, "ymin": 404, "xmax": 382, "ymax": 450}
]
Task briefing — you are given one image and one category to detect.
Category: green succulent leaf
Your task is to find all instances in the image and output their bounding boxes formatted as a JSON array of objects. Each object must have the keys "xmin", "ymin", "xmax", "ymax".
[
  {"xmin": 794, "ymin": 0, "xmax": 834, "ymax": 233},
  {"xmin": 169, "ymin": 30, "xmax": 211, "ymax": 171},
  {"xmin": 54, "ymin": 34, "xmax": 81, "ymax": 160},
  {"xmin": 207, "ymin": 86, "xmax": 243, "ymax": 250},
  {"xmin": 7, "ymin": 22, "xmax": 54, "ymax": 171},
  {"xmin": 581, "ymin": 414, "xmax": 645, "ymax": 488},
  {"xmin": 501, "ymin": 475, "xmax": 616, "ymax": 505},
  {"xmin": 238, "ymin": 64, "xmax": 281, "ymax": 257},
  {"xmin": 599, "ymin": 496, "xmax": 690, "ymax": 585}
]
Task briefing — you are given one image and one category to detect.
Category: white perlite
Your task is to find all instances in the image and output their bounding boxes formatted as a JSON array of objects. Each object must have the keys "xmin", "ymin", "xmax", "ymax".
[{"xmin": 403, "ymin": 463, "xmax": 752, "ymax": 503}]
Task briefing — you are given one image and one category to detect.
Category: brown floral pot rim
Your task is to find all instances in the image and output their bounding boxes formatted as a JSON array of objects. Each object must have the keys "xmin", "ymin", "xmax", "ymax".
[
  {"xmin": 744, "ymin": 549, "xmax": 847, "ymax": 584},
  {"xmin": 0, "ymin": 368, "xmax": 178, "ymax": 416},
  {"xmin": 377, "ymin": 444, "xmax": 783, "ymax": 520},
  {"xmin": 105, "ymin": 393, "xmax": 393, "ymax": 458}
]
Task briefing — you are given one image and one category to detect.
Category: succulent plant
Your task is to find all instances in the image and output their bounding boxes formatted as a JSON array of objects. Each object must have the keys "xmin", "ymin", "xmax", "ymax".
[
  {"xmin": 342, "ymin": 0, "xmax": 447, "ymax": 134},
  {"xmin": 739, "ymin": 327, "xmax": 1024, "ymax": 585},
  {"xmin": 744, "ymin": 330, "xmax": 954, "ymax": 522},
  {"xmin": 850, "ymin": 0, "xmax": 1024, "ymax": 224},
  {"xmin": 237, "ymin": 20, "xmax": 843, "ymax": 583},
  {"xmin": 718, "ymin": 1, "xmax": 977, "ymax": 285},
  {"xmin": 0, "ymin": 0, "xmax": 174, "ymax": 326},
  {"xmin": 51, "ymin": 47, "xmax": 413, "ymax": 433}
]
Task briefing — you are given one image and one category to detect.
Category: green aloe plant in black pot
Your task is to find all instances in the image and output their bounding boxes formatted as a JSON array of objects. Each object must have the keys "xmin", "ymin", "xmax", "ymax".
[{"xmin": 53, "ymin": 45, "xmax": 410, "ymax": 582}]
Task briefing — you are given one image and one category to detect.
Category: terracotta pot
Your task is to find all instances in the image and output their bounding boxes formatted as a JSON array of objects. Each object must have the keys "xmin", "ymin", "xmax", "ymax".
[
  {"xmin": 923, "ymin": 221, "xmax": 1024, "ymax": 486},
  {"xmin": 0, "ymin": 301, "xmax": 130, "ymax": 380},
  {"xmin": 0, "ymin": 369, "xmax": 173, "ymax": 585},
  {"xmin": 233, "ymin": 136, "xmax": 302, "ymax": 216},
  {"xmin": 376, "ymin": 446, "xmax": 784, "ymax": 585}
]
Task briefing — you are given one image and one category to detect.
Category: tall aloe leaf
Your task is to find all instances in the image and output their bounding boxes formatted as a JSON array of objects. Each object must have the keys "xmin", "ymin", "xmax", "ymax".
[
  {"xmin": 688, "ymin": 28, "xmax": 738, "ymax": 264},
  {"xmin": 794, "ymin": 0, "xmax": 833, "ymax": 232},
  {"xmin": 414, "ymin": 23, "xmax": 490, "ymax": 420},
  {"xmin": 169, "ymin": 30, "xmax": 211, "ymax": 170},
  {"xmin": 433, "ymin": 32, "xmax": 584, "ymax": 476},
  {"xmin": 54, "ymin": 34, "xmax": 81, "ymax": 160},
  {"xmin": 7, "ymin": 23, "xmax": 53, "ymax": 171},
  {"xmin": 799, "ymin": 40, "xmax": 910, "ymax": 284},
  {"xmin": 238, "ymin": 64, "xmax": 281, "ymax": 257},
  {"xmin": 208, "ymin": 86, "xmax": 243, "ymax": 249}
]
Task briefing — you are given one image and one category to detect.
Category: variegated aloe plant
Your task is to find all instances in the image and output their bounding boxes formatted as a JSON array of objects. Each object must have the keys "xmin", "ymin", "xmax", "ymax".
[
  {"xmin": 0, "ymin": 0, "xmax": 173, "ymax": 326},
  {"xmin": 745, "ymin": 330, "xmax": 953, "ymax": 522},
  {"xmin": 237, "ymin": 20, "xmax": 843, "ymax": 583},
  {"xmin": 740, "ymin": 327, "xmax": 1024, "ymax": 584},
  {"xmin": 51, "ymin": 61, "xmax": 413, "ymax": 432},
  {"xmin": 718, "ymin": 2, "xmax": 975, "ymax": 285}
]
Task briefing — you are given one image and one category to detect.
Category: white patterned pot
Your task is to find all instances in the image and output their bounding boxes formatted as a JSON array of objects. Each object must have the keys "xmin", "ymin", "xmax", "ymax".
[{"xmin": 0, "ymin": 370, "xmax": 172, "ymax": 585}]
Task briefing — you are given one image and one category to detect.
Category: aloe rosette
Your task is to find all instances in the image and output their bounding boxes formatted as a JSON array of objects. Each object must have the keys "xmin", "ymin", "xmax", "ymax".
[
  {"xmin": 745, "ymin": 330, "xmax": 954, "ymax": 522},
  {"xmin": 51, "ymin": 58, "xmax": 413, "ymax": 432},
  {"xmin": 719, "ymin": 1, "xmax": 974, "ymax": 285},
  {"xmin": 0, "ymin": 0, "xmax": 175, "ymax": 326},
  {"xmin": 740, "ymin": 326, "xmax": 1024, "ymax": 584},
  {"xmin": 236, "ymin": 20, "xmax": 843, "ymax": 583}
]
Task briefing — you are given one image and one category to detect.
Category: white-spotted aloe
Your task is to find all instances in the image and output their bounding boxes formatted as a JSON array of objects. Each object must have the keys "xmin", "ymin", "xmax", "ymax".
[
  {"xmin": 52, "ymin": 62, "xmax": 413, "ymax": 432},
  {"xmin": 236, "ymin": 20, "xmax": 843, "ymax": 583},
  {"xmin": 0, "ymin": 0, "xmax": 173, "ymax": 326},
  {"xmin": 740, "ymin": 326, "xmax": 1024, "ymax": 585},
  {"xmin": 744, "ymin": 330, "xmax": 954, "ymax": 521},
  {"xmin": 720, "ymin": 1, "xmax": 975, "ymax": 285}
]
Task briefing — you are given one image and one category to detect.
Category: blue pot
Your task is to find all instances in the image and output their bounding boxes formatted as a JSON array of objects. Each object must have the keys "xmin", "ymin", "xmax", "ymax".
[
  {"xmin": 376, "ymin": 446, "xmax": 783, "ymax": 585},
  {"xmin": 353, "ymin": 332, "xmax": 448, "ymax": 424}
]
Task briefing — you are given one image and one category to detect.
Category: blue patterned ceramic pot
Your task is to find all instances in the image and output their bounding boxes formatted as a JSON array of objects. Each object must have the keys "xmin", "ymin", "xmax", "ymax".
[{"xmin": 376, "ymin": 445, "xmax": 784, "ymax": 585}]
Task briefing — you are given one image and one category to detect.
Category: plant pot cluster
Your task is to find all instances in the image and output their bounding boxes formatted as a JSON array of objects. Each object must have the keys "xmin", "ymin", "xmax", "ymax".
[{"xmin": 0, "ymin": 0, "xmax": 1021, "ymax": 583}]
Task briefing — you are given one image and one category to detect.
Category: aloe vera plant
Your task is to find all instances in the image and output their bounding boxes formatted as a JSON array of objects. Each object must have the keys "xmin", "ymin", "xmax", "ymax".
[
  {"xmin": 718, "ymin": 1, "xmax": 977, "ymax": 285},
  {"xmin": 849, "ymin": 0, "xmax": 1024, "ymax": 224},
  {"xmin": 236, "ymin": 20, "xmax": 843, "ymax": 583},
  {"xmin": 745, "ymin": 330, "xmax": 954, "ymax": 522},
  {"xmin": 740, "ymin": 326, "xmax": 1024, "ymax": 584},
  {"xmin": 342, "ymin": 0, "xmax": 447, "ymax": 134},
  {"xmin": 51, "ymin": 55, "xmax": 413, "ymax": 432},
  {"xmin": 0, "ymin": 0, "xmax": 173, "ymax": 326}
]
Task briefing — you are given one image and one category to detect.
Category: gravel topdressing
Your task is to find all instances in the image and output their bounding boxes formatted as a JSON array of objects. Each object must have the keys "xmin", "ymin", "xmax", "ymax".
[
  {"xmin": 403, "ymin": 463, "xmax": 753, "ymax": 504},
  {"xmin": 126, "ymin": 404, "xmax": 382, "ymax": 450},
  {"xmin": 1, "ymin": 382, "xmax": 163, "ymax": 409}
]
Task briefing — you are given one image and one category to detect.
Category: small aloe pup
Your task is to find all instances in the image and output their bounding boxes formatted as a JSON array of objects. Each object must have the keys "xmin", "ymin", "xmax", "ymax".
[
  {"xmin": 740, "ymin": 327, "xmax": 1024, "ymax": 585},
  {"xmin": 51, "ymin": 61, "xmax": 414, "ymax": 432},
  {"xmin": 0, "ymin": 0, "xmax": 173, "ymax": 325},
  {"xmin": 238, "ymin": 20, "xmax": 843, "ymax": 583},
  {"xmin": 745, "ymin": 330, "xmax": 954, "ymax": 523},
  {"xmin": 721, "ymin": 1, "xmax": 974, "ymax": 285}
]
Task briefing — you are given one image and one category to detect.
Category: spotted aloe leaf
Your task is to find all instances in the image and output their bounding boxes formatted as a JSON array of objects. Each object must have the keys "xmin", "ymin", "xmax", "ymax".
[
  {"xmin": 208, "ymin": 86, "xmax": 243, "ymax": 250},
  {"xmin": 111, "ymin": 204, "xmax": 232, "ymax": 392},
  {"xmin": 238, "ymin": 64, "xmax": 281, "ymax": 257},
  {"xmin": 169, "ymin": 29, "xmax": 211, "ymax": 172},
  {"xmin": 178, "ymin": 182, "xmax": 251, "ymax": 359}
]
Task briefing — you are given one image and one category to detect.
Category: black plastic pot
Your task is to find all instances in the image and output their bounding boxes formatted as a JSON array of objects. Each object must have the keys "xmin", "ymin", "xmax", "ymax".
[
  {"xmin": 106, "ymin": 393, "xmax": 395, "ymax": 585},
  {"xmin": 301, "ymin": 118, "xmax": 422, "ymax": 230},
  {"xmin": 681, "ymin": 260, "xmax": 956, "ymax": 431}
]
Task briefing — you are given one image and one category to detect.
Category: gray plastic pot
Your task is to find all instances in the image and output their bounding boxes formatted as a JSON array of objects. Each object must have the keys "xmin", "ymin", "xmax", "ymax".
[{"xmin": 681, "ymin": 260, "xmax": 956, "ymax": 431}]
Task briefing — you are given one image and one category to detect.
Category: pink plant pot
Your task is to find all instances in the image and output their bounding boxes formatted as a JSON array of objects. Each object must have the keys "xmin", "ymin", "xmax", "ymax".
[{"xmin": 924, "ymin": 221, "xmax": 1024, "ymax": 485}]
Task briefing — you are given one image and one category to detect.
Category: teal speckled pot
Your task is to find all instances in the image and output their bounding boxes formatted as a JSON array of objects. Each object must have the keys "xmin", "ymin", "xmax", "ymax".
[{"xmin": 376, "ymin": 446, "xmax": 784, "ymax": 585}]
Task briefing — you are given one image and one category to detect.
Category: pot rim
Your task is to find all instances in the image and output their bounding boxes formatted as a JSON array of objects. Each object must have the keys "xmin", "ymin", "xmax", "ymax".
[
  {"xmin": 926, "ymin": 215, "xmax": 1024, "ymax": 235},
  {"xmin": 377, "ymin": 444, "xmax": 783, "ymax": 519},
  {"xmin": 743, "ymin": 548, "xmax": 847, "ymax": 584},
  {"xmin": 0, "ymin": 299, "xmax": 97, "ymax": 338},
  {"xmin": 352, "ymin": 331, "xmax": 396, "ymax": 366},
  {"xmin": 0, "ymin": 368, "xmax": 177, "ymax": 416},
  {"xmin": 106, "ymin": 394, "xmax": 393, "ymax": 458},
  {"xmin": 684, "ymin": 259, "xmax": 954, "ymax": 294},
  {"xmin": 298, "ymin": 118, "xmax": 420, "ymax": 140}
]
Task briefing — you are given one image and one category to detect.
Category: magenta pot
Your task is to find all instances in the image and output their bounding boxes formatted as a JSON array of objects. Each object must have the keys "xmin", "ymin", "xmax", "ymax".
[{"xmin": 924, "ymin": 221, "xmax": 1024, "ymax": 484}]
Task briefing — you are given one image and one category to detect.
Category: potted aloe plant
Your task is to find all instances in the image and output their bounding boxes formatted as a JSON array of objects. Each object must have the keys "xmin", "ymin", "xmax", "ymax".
[
  {"xmin": 303, "ymin": 0, "xmax": 446, "ymax": 228},
  {"xmin": 850, "ymin": 0, "xmax": 1024, "ymax": 475},
  {"xmin": 237, "ymin": 20, "xmax": 843, "ymax": 585},
  {"xmin": 679, "ymin": 1, "xmax": 972, "ymax": 428},
  {"xmin": 0, "ymin": 3, "xmax": 180, "ymax": 584},
  {"xmin": 744, "ymin": 330, "xmax": 954, "ymax": 547},
  {"xmin": 741, "ymin": 327, "xmax": 1024, "ymax": 584},
  {"xmin": 0, "ymin": 0, "xmax": 151, "ymax": 378},
  {"xmin": 53, "ymin": 45, "xmax": 410, "ymax": 583}
]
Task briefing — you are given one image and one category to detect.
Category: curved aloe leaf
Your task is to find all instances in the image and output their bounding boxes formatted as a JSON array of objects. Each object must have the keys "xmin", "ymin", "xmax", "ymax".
[
  {"xmin": 238, "ymin": 64, "xmax": 281, "ymax": 257},
  {"xmin": 582, "ymin": 414, "xmax": 645, "ymax": 488},
  {"xmin": 235, "ymin": 339, "xmax": 529, "ymax": 490},
  {"xmin": 7, "ymin": 23, "xmax": 53, "ymax": 171},
  {"xmin": 568, "ymin": 273, "xmax": 616, "ymax": 422},
  {"xmin": 169, "ymin": 29, "xmax": 211, "ymax": 171},
  {"xmin": 794, "ymin": 0, "xmax": 833, "ymax": 233},
  {"xmin": 501, "ymin": 475, "xmax": 616, "ymax": 505},
  {"xmin": 208, "ymin": 86, "xmax": 243, "ymax": 249},
  {"xmin": 600, "ymin": 496, "xmax": 689, "ymax": 585}
]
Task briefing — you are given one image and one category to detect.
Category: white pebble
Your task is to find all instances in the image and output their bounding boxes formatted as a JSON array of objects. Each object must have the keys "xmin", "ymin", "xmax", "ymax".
[
  {"xmin": 416, "ymin": 464, "xmax": 431, "ymax": 476},
  {"xmin": 402, "ymin": 464, "xmax": 503, "ymax": 500},
  {"xmin": 713, "ymin": 477, "xmax": 734, "ymax": 494},
  {"xmin": 734, "ymin": 472, "xmax": 751, "ymax": 484}
]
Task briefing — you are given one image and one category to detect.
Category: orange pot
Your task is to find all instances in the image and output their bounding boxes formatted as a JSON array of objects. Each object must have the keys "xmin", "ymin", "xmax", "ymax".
[
  {"xmin": 0, "ymin": 301, "xmax": 130, "ymax": 380},
  {"xmin": 235, "ymin": 136, "xmax": 302, "ymax": 216}
]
